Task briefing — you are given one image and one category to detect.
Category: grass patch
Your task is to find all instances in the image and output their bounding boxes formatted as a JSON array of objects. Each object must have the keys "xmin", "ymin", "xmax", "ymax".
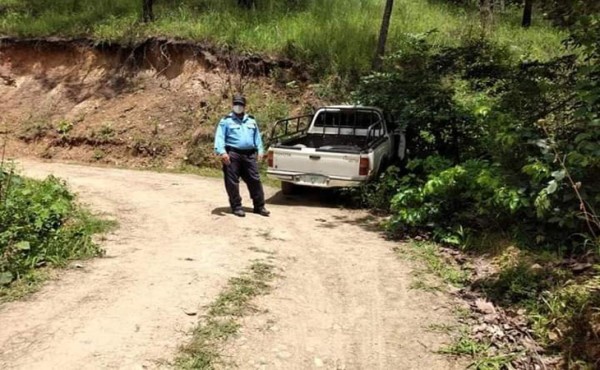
[
  {"xmin": 409, "ymin": 274, "xmax": 443, "ymax": 292},
  {"xmin": 439, "ymin": 330, "xmax": 491, "ymax": 357},
  {"xmin": 176, "ymin": 260, "xmax": 277, "ymax": 369},
  {"xmin": 16, "ymin": 118, "xmax": 52, "ymax": 143},
  {"xmin": 413, "ymin": 242, "xmax": 600, "ymax": 368},
  {"xmin": 406, "ymin": 241, "xmax": 600, "ymax": 367},
  {"xmin": 440, "ymin": 329, "xmax": 518, "ymax": 370},
  {"xmin": 399, "ymin": 242, "xmax": 521, "ymax": 368},
  {"xmin": 469, "ymin": 353, "xmax": 518, "ymax": 370},
  {"xmin": 405, "ymin": 241, "xmax": 470, "ymax": 289}
]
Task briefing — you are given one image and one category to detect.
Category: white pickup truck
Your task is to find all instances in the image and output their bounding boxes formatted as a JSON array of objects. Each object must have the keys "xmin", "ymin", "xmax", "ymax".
[{"xmin": 266, "ymin": 106, "xmax": 405, "ymax": 194}]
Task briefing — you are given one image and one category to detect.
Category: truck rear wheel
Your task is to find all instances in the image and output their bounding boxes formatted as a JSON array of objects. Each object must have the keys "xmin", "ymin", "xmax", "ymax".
[
  {"xmin": 281, "ymin": 181, "xmax": 297, "ymax": 195},
  {"xmin": 378, "ymin": 157, "xmax": 390, "ymax": 176}
]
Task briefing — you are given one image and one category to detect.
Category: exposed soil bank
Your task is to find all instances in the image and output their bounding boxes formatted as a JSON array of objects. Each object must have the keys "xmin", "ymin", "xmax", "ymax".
[{"xmin": 0, "ymin": 37, "xmax": 319, "ymax": 168}]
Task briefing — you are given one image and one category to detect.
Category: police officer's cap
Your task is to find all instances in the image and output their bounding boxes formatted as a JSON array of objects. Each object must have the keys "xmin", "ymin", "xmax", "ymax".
[{"xmin": 232, "ymin": 94, "xmax": 246, "ymax": 106}]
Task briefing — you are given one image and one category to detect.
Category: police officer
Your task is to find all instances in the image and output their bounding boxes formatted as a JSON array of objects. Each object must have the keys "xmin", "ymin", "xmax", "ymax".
[{"xmin": 214, "ymin": 94, "xmax": 270, "ymax": 217}]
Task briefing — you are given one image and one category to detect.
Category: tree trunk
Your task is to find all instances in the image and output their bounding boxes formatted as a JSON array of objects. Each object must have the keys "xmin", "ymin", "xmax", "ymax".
[
  {"xmin": 142, "ymin": 0, "xmax": 154, "ymax": 23},
  {"xmin": 238, "ymin": 0, "xmax": 255, "ymax": 9},
  {"xmin": 373, "ymin": 0, "xmax": 394, "ymax": 71},
  {"xmin": 522, "ymin": 0, "xmax": 533, "ymax": 27},
  {"xmin": 479, "ymin": 0, "xmax": 494, "ymax": 32}
]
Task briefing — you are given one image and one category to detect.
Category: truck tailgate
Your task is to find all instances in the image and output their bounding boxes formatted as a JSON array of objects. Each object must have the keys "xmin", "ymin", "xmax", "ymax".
[{"xmin": 272, "ymin": 148, "xmax": 360, "ymax": 177}]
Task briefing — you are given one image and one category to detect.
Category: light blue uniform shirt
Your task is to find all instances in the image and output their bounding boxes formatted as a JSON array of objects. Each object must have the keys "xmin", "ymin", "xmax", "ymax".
[{"xmin": 214, "ymin": 113, "xmax": 264, "ymax": 155}]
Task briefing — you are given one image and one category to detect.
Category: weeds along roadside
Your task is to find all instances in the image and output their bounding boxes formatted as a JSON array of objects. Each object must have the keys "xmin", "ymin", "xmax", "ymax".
[{"xmin": 0, "ymin": 133, "xmax": 117, "ymax": 302}]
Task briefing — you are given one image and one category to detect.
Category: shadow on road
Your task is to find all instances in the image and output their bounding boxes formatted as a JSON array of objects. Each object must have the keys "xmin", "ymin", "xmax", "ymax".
[
  {"xmin": 211, "ymin": 206, "xmax": 255, "ymax": 216},
  {"xmin": 265, "ymin": 187, "xmax": 390, "ymax": 235},
  {"xmin": 266, "ymin": 187, "xmax": 356, "ymax": 209}
]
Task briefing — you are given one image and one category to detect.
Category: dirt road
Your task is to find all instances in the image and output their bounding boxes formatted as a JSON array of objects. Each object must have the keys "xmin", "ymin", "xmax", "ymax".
[{"xmin": 0, "ymin": 160, "xmax": 461, "ymax": 370}]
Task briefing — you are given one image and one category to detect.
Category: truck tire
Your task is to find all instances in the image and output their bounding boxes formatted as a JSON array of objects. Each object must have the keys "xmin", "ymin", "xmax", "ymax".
[
  {"xmin": 281, "ymin": 181, "xmax": 297, "ymax": 195},
  {"xmin": 378, "ymin": 157, "xmax": 390, "ymax": 176}
]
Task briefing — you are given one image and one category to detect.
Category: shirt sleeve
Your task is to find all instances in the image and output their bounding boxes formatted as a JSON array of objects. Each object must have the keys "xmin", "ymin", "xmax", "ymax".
[
  {"xmin": 254, "ymin": 121, "xmax": 264, "ymax": 155},
  {"xmin": 214, "ymin": 119, "xmax": 227, "ymax": 155}
]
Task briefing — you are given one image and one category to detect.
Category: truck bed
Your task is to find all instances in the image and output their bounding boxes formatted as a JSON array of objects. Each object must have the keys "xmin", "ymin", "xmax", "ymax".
[
  {"xmin": 277, "ymin": 134, "xmax": 368, "ymax": 153},
  {"xmin": 267, "ymin": 106, "xmax": 398, "ymax": 188}
]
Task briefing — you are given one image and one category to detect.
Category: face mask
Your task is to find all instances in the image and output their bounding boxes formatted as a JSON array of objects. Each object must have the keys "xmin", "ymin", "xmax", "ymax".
[{"xmin": 233, "ymin": 105, "xmax": 245, "ymax": 114}]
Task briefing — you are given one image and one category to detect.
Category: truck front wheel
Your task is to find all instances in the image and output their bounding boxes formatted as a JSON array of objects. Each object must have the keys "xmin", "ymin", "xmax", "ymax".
[{"xmin": 281, "ymin": 181, "xmax": 297, "ymax": 195}]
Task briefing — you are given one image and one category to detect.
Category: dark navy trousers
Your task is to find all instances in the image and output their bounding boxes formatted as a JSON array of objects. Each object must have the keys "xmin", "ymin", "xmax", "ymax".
[{"xmin": 223, "ymin": 150, "xmax": 265, "ymax": 210}]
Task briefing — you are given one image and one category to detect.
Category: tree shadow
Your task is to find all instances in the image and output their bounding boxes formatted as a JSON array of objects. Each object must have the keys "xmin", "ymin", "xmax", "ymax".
[
  {"xmin": 265, "ymin": 187, "xmax": 354, "ymax": 209},
  {"xmin": 344, "ymin": 214, "xmax": 386, "ymax": 234},
  {"xmin": 314, "ymin": 213, "xmax": 387, "ymax": 234}
]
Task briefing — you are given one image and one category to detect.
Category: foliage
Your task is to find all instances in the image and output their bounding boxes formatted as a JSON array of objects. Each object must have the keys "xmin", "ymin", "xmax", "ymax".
[
  {"xmin": 353, "ymin": 12, "xmax": 599, "ymax": 364},
  {"xmin": 479, "ymin": 261, "xmax": 570, "ymax": 306},
  {"xmin": 541, "ymin": 0, "xmax": 600, "ymax": 28},
  {"xmin": 0, "ymin": 165, "xmax": 110, "ymax": 293},
  {"xmin": 17, "ymin": 119, "xmax": 51, "ymax": 143},
  {"xmin": 346, "ymin": 165, "xmax": 403, "ymax": 212},
  {"xmin": 390, "ymin": 158, "xmax": 525, "ymax": 241},
  {"xmin": 439, "ymin": 331, "xmax": 490, "ymax": 357},
  {"xmin": 56, "ymin": 119, "xmax": 73, "ymax": 137},
  {"xmin": 353, "ymin": 30, "xmax": 600, "ymax": 254},
  {"xmin": 354, "ymin": 34, "xmax": 511, "ymax": 162}
]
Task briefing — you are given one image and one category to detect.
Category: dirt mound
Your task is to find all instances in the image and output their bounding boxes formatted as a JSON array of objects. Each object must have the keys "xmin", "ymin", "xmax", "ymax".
[{"xmin": 0, "ymin": 37, "xmax": 320, "ymax": 168}]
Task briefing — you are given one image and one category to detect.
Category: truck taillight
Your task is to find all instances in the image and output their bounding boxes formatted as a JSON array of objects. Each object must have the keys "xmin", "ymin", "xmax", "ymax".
[
  {"xmin": 267, "ymin": 151, "xmax": 274, "ymax": 167},
  {"xmin": 359, "ymin": 157, "xmax": 369, "ymax": 176}
]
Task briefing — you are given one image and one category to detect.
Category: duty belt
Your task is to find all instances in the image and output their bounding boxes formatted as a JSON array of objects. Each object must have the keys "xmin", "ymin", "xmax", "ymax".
[{"xmin": 226, "ymin": 146, "xmax": 257, "ymax": 155}]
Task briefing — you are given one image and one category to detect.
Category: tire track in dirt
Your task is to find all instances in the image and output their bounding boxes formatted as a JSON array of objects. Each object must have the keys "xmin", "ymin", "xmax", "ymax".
[{"xmin": 221, "ymin": 205, "xmax": 463, "ymax": 369}]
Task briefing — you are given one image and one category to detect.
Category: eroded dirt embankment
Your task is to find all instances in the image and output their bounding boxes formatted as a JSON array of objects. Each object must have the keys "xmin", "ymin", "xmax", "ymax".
[{"xmin": 0, "ymin": 37, "xmax": 319, "ymax": 167}]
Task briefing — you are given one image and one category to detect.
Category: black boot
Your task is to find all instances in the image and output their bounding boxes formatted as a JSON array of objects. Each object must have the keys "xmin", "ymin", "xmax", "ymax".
[{"xmin": 253, "ymin": 207, "xmax": 270, "ymax": 217}]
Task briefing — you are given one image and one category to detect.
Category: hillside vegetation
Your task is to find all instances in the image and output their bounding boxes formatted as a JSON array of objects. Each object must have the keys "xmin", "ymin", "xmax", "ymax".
[{"xmin": 0, "ymin": 0, "xmax": 565, "ymax": 77}]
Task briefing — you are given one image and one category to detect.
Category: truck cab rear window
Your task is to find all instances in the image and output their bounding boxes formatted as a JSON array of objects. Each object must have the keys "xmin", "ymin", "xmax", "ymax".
[{"xmin": 313, "ymin": 110, "xmax": 381, "ymax": 128}]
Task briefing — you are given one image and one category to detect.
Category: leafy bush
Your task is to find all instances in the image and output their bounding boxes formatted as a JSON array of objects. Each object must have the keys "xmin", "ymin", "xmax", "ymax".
[
  {"xmin": 354, "ymin": 34, "xmax": 509, "ymax": 162},
  {"xmin": 345, "ymin": 165, "xmax": 403, "ymax": 212},
  {"xmin": 17, "ymin": 119, "xmax": 51, "ymax": 143},
  {"xmin": 0, "ymin": 166, "xmax": 108, "ymax": 290},
  {"xmin": 389, "ymin": 158, "xmax": 525, "ymax": 242}
]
